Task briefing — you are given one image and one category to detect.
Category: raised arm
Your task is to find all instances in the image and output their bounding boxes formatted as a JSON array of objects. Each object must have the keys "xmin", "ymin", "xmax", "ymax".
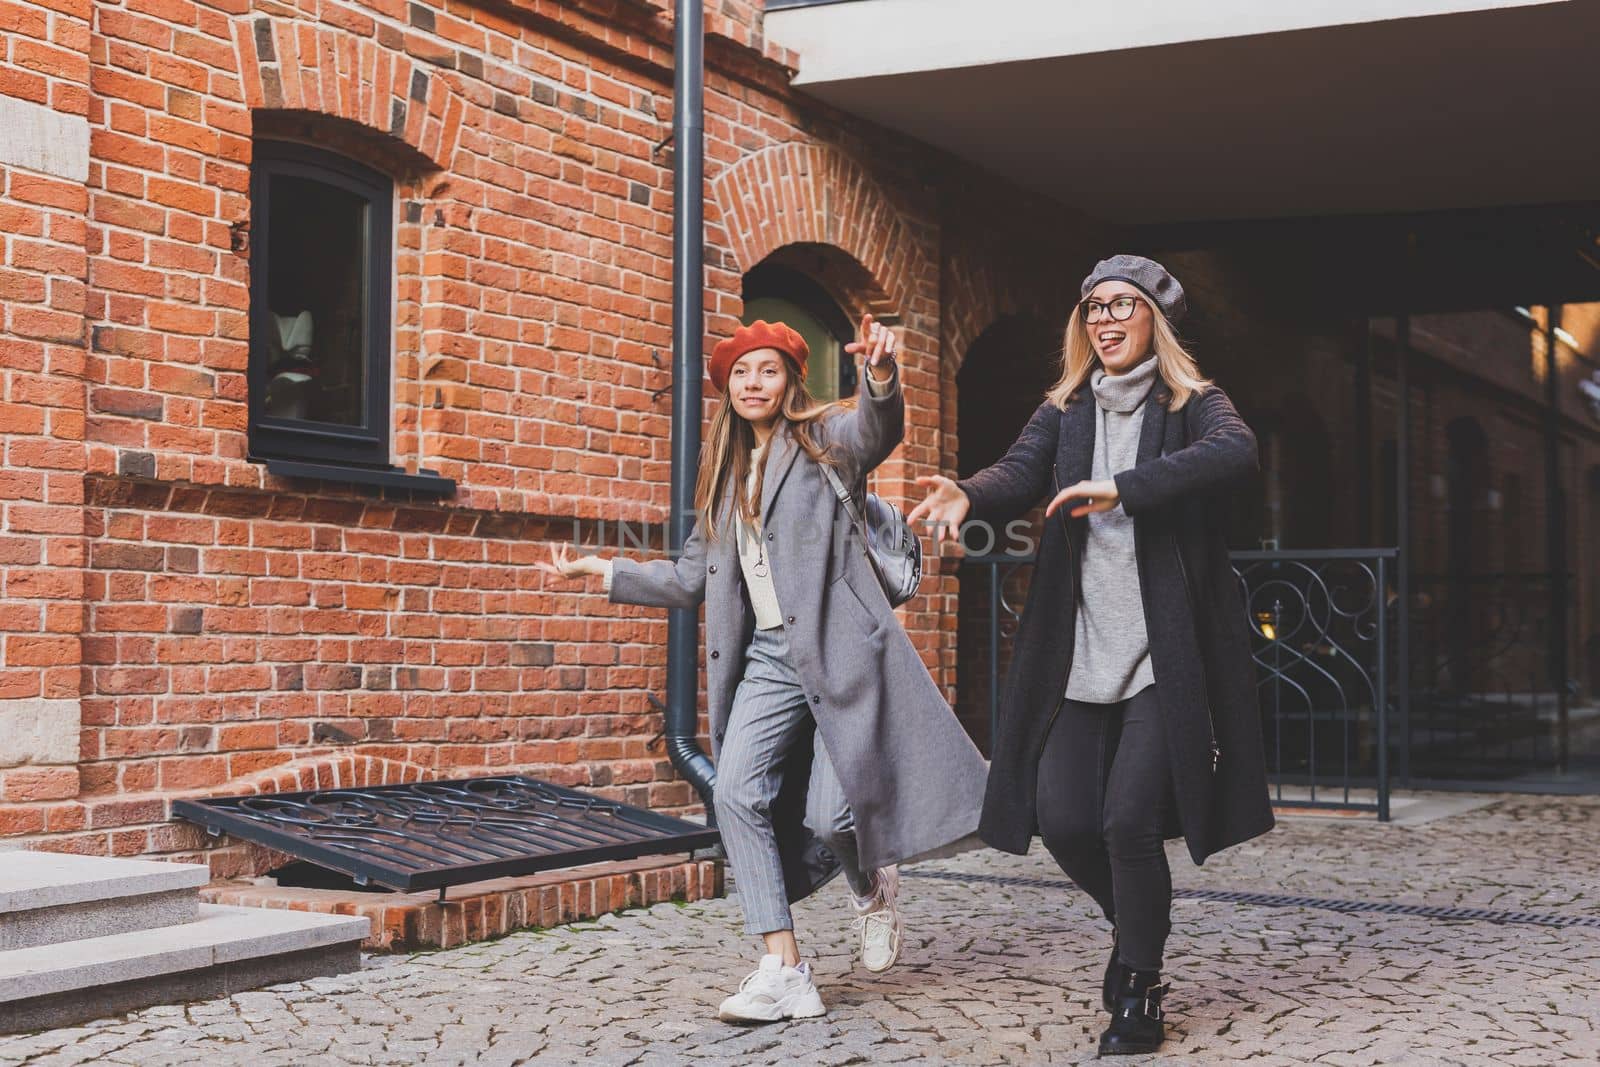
[
  {"xmin": 820, "ymin": 360, "xmax": 904, "ymax": 485},
  {"xmin": 1114, "ymin": 387, "xmax": 1257, "ymax": 517},
  {"xmin": 816, "ymin": 313, "xmax": 903, "ymax": 484},
  {"xmin": 955, "ymin": 400, "xmax": 1060, "ymax": 524}
]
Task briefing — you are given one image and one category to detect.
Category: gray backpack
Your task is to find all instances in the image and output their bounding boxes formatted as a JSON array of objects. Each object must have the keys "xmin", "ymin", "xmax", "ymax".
[{"xmin": 821, "ymin": 464, "xmax": 923, "ymax": 608}]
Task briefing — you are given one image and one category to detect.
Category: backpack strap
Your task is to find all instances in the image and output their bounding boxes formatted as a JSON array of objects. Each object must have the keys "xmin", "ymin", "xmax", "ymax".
[
  {"xmin": 820, "ymin": 462, "xmax": 864, "ymax": 526},
  {"xmin": 821, "ymin": 462, "xmax": 890, "ymax": 593}
]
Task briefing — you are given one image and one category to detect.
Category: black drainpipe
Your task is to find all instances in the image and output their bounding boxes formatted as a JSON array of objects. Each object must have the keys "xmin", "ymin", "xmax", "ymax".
[{"xmin": 665, "ymin": 0, "xmax": 716, "ymax": 808}]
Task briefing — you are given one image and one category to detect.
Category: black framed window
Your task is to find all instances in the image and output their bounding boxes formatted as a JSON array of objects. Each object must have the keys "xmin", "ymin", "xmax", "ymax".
[
  {"xmin": 742, "ymin": 263, "xmax": 856, "ymax": 402},
  {"xmin": 249, "ymin": 141, "xmax": 392, "ymax": 469}
]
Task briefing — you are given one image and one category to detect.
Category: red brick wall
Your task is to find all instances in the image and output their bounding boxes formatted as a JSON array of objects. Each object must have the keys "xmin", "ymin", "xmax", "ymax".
[
  {"xmin": 0, "ymin": 0, "xmax": 93, "ymax": 814},
  {"xmin": 0, "ymin": 0, "xmax": 1094, "ymax": 869},
  {"xmin": 8, "ymin": 0, "xmax": 1594, "ymax": 866}
]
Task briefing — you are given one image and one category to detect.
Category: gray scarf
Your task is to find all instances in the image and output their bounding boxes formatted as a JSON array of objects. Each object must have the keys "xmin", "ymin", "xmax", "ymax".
[
  {"xmin": 1090, "ymin": 356, "xmax": 1158, "ymax": 415},
  {"xmin": 1089, "ymin": 357, "xmax": 1157, "ymax": 482}
]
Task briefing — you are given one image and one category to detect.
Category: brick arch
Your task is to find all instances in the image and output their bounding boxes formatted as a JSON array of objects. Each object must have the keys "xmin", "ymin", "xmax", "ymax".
[
  {"xmin": 942, "ymin": 245, "xmax": 1005, "ymax": 376},
  {"xmin": 232, "ymin": 14, "xmax": 465, "ymax": 172},
  {"xmin": 708, "ymin": 143, "xmax": 926, "ymax": 320},
  {"xmin": 220, "ymin": 754, "xmax": 438, "ymax": 797},
  {"xmin": 942, "ymin": 245, "xmax": 1076, "ymax": 378},
  {"xmin": 742, "ymin": 240, "xmax": 896, "ymax": 335}
]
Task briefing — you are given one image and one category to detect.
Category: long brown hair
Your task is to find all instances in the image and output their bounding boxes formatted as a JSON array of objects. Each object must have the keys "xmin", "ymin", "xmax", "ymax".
[
  {"xmin": 693, "ymin": 355, "xmax": 848, "ymax": 537},
  {"xmin": 1045, "ymin": 297, "xmax": 1210, "ymax": 411}
]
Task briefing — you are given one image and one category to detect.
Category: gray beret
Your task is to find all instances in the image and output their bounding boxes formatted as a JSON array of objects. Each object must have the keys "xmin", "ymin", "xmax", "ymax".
[{"xmin": 1080, "ymin": 254, "xmax": 1187, "ymax": 325}]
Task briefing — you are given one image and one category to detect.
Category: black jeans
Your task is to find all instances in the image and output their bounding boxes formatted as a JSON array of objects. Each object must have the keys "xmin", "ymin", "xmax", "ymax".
[{"xmin": 1035, "ymin": 684, "xmax": 1174, "ymax": 972}]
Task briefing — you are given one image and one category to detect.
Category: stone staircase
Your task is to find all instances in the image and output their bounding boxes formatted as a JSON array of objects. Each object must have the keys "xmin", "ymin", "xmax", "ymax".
[{"xmin": 1, "ymin": 851, "xmax": 369, "ymax": 1033}]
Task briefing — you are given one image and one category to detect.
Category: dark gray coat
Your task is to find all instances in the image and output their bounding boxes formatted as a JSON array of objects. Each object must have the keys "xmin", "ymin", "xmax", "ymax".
[
  {"xmin": 610, "ymin": 366, "xmax": 988, "ymax": 901},
  {"xmin": 958, "ymin": 381, "xmax": 1274, "ymax": 865}
]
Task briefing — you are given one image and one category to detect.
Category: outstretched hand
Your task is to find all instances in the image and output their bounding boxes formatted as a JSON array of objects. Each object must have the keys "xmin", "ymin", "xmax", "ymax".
[
  {"xmin": 1045, "ymin": 479, "xmax": 1119, "ymax": 519},
  {"xmin": 907, "ymin": 475, "xmax": 970, "ymax": 545},
  {"xmin": 843, "ymin": 312, "xmax": 897, "ymax": 380},
  {"xmin": 535, "ymin": 543, "xmax": 606, "ymax": 582}
]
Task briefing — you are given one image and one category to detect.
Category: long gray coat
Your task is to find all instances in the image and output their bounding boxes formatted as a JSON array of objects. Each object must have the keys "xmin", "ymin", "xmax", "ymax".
[{"xmin": 609, "ymin": 365, "xmax": 987, "ymax": 902}]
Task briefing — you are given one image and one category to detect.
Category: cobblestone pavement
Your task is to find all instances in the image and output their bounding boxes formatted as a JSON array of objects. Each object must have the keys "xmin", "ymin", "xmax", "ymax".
[{"xmin": 4, "ymin": 794, "xmax": 1599, "ymax": 1066}]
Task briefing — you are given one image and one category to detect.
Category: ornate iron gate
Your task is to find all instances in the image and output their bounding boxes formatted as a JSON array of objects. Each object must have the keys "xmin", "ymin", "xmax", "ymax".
[{"xmin": 961, "ymin": 549, "xmax": 1395, "ymax": 819}]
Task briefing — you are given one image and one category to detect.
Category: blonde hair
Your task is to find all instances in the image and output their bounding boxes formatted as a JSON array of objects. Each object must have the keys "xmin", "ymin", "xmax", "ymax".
[
  {"xmin": 1045, "ymin": 297, "xmax": 1210, "ymax": 411},
  {"xmin": 693, "ymin": 356, "xmax": 848, "ymax": 538}
]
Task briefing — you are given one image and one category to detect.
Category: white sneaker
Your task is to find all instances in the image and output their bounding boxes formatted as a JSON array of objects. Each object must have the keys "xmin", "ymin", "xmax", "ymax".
[
  {"xmin": 717, "ymin": 955, "xmax": 827, "ymax": 1023},
  {"xmin": 852, "ymin": 865, "xmax": 903, "ymax": 973}
]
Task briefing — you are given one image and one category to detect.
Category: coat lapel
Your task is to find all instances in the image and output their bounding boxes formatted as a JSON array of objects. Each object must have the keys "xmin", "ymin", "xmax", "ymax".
[
  {"xmin": 711, "ymin": 483, "xmax": 739, "ymax": 559},
  {"xmin": 760, "ymin": 425, "xmax": 802, "ymax": 525},
  {"xmin": 1058, "ymin": 390, "xmax": 1096, "ymax": 487},
  {"xmin": 1136, "ymin": 383, "xmax": 1172, "ymax": 465}
]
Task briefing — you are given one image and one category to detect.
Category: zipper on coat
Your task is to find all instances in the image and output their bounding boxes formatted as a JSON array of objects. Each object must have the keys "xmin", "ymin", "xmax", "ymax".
[{"xmin": 1172, "ymin": 534, "xmax": 1222, "ymax": 774}]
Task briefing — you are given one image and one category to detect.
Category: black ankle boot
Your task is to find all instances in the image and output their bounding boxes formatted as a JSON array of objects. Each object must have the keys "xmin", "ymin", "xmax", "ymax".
[
  {"xmin": 1098, "ymin": 967, "xmax": 1166, "ymax": 1057},
  {"xmin": 1101, "ymin": 928, "xmax": 1126, "ymax": 1012}
]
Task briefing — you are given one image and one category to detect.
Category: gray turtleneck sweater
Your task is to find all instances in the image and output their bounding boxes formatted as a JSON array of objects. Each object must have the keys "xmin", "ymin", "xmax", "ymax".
[{"xmin": 1066, "ymin": 357, "xmax": 1157, "ymax": 704}]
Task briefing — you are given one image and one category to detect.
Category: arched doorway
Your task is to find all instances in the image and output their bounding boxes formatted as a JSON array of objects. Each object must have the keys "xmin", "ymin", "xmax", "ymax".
[
  {"xmin": 741, "ymin": 249, "xmax": 872, "ymax": 403},
  {"xmin": 955, "ymin": 317, "xmax": 1059, "ymax": 478}
]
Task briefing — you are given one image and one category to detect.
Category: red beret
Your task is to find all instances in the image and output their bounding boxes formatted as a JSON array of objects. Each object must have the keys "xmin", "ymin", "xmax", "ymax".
[{"xmin": 709, "ymin": 320, "xmax": 810, "ymax": 393}]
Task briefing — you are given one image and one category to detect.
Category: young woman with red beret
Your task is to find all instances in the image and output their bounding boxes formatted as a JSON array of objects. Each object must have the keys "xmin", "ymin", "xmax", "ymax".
[{"xmin": 540, "ymin": 315, "xmax": 987, "ymax": 1023}]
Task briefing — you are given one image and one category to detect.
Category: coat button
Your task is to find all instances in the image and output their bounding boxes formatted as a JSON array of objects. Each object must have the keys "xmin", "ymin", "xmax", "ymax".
[
  {"xmin": 811, "ymin": 695, "xmax": 819, "ymax": 705},
  {"xmin": 766, "ymin": 532, "xmax": 774, "ymax": 542},
  {"xmin": 708, "ymin": 564, "xmax": 718, "ymax": 574},
  {"xmin": 786, "ymin": 615, "xmax": 795, "ymax": 625},
  {"xmin": 710, "ymin": 650, "xmax": 719, "ymax": 659}
]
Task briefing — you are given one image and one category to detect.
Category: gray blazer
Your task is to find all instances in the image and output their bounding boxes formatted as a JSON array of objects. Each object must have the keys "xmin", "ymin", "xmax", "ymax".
[{"xmin": 610, "ymin": 365, "xmax": 987, "ymax": 901}]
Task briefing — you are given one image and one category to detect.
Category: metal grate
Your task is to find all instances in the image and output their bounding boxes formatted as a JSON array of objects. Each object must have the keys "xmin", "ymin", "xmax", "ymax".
[
  {"xmin": 175, "ymin": 776, "xmax": 720, "ymax": 896},
  {"xmin": 903, "ymin": 870, "xmax": 1600, "ymax": 930}
]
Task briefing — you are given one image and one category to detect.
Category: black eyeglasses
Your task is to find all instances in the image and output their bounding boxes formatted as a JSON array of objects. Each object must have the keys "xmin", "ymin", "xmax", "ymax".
[{"xmin": 1080, "ymin": 295, "xmax": 1145, "ymax": 324}]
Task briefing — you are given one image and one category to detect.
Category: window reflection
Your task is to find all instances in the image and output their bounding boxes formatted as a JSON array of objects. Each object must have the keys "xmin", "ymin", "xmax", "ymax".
[{"xmin": 262, "ymin": 175, "xmax": 367, "ymax": 427}]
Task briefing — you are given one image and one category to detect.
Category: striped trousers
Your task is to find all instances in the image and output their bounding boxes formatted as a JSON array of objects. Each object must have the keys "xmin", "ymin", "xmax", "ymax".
[{"xmin": 714, "ymin": 624, "xmax": 876, "ymax": 935}]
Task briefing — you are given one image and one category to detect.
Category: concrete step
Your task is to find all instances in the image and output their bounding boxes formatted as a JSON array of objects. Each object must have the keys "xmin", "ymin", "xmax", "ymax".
[
  {"xmin": 1, "ymin": 903, "xmax": 370, "ymax": 1033},
  {"xmin": 0, "ymin": 852, "xmax": 209, "ymax": 951}
]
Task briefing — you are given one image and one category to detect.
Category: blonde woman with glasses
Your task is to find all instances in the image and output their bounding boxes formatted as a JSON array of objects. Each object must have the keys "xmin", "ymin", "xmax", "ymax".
[{"xmin": 912, "ymin": 255, "xmax": 1273, "ymax": 1056}]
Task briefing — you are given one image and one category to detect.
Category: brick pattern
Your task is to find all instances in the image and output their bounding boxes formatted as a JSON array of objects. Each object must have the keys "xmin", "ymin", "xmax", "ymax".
[
  {"xmin": 636, "ymin": 0, "xmax": 798, "ymax": 73},
  {"xmin": 0, "ymin": 0, "xmax": 1092, "ymax": 870},
  {"xmin": 74, "ymin": 480, "xmax": 693, "ymax": 786},
  {"xmin": 0, "ymin": 0, "xmax": 91, "ymax": 116},
  {"xmin": 1, "ymin": 0, "xmax": 92, "ymax": 802},
  {"xmin": 707, "ymin": 142, "xmax": 926, "ymax": 326},
  {"xmin": 62, "ymin": 475, "xmax": 704, "ymax": 864},
  {"xmin": 704, "ymin": 139, "xmax": 950, "ymax": 682},
  {"xmin": 79, "ymin": 0, "xmax": 688, "ymax": 518},
  {"xmin": 233, "ymin": 16, "xmax": 465, "ymax": 172},
  {"xmin": 201, "ymin": 854, "xmax": 723, "ymax": 951},
  {"xmin": 0, "ymin": 751, "xmax": 425, "ymax": 870}
]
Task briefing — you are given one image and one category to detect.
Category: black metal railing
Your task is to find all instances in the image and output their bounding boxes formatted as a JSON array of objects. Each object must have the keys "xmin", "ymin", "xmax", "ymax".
[
  {"xmin": 955, "ymin": 555, "xmax": 1036, "ymax": 755},
  {"xmin": 1233, "ymin": 550, "xmax": 1394, "ymax": 819},
  {"xmin": 959, "ymin": 549, "xmax": 1395, "ymax": 820}
]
